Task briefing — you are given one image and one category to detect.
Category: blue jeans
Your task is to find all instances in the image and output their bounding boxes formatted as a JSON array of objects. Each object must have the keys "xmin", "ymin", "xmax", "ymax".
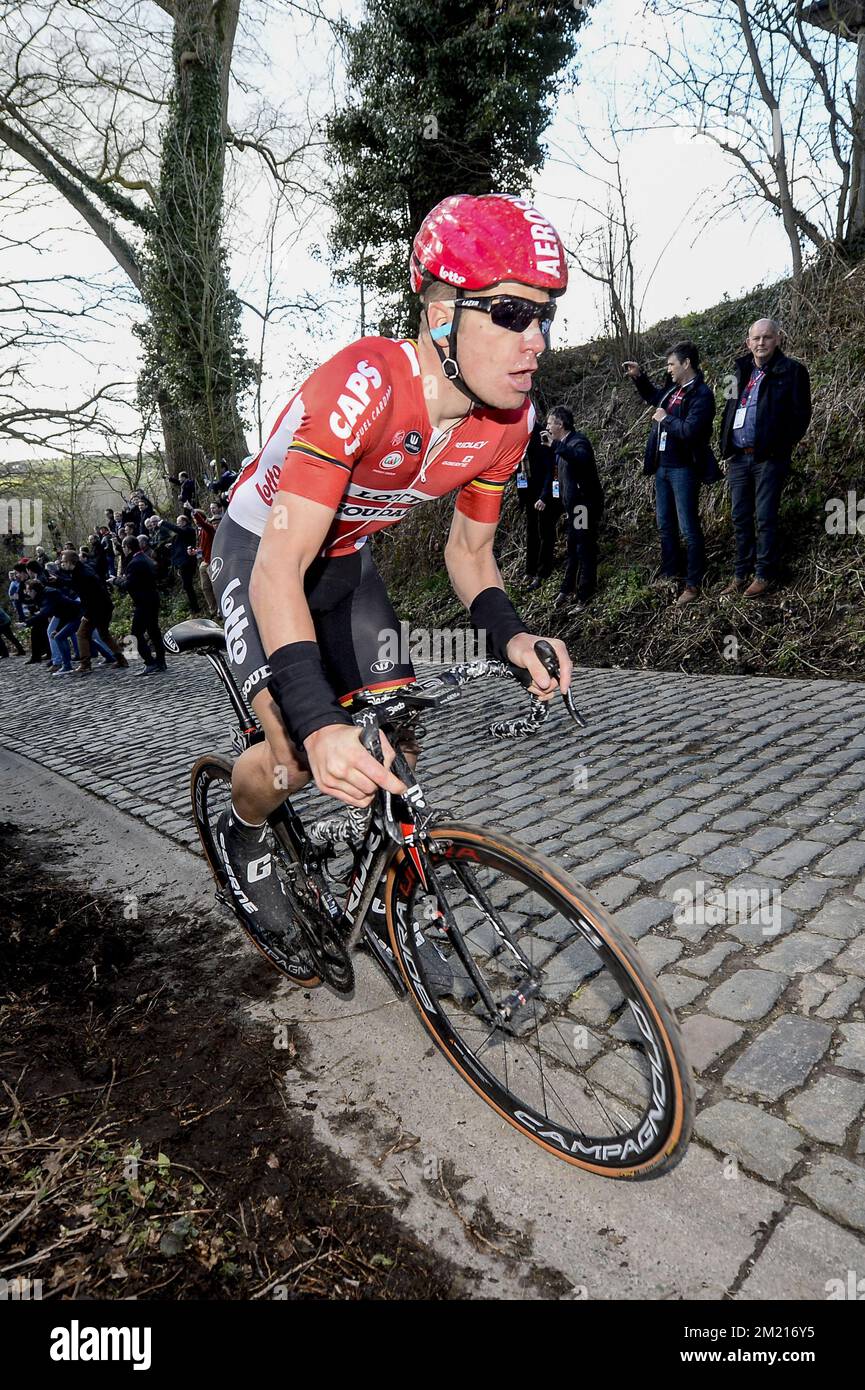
[
  {"xmin": 654, "ymin": 465, "xmax": 705, "ymax": 588},
  {"xmin": 91, "ymin": 629, "xmax": 117, "ymax": 661},
  {"xmin": 727, "ymin": 454, "xmax": 787, "ymax": 580},
  {"xmin": 49, "ymin": 619, "xmax": 81, "ymax": 670}
]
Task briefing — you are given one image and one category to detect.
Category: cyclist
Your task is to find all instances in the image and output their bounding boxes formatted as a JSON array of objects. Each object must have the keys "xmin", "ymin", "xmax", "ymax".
[{"xmin": 211, "ymin": 193, "xmax": 574, "ymax": 983}]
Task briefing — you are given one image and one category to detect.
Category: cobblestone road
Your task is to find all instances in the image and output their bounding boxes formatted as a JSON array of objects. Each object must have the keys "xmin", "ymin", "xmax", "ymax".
[{"xmin": 2, "ymin": 647, "xmax": 864, "ymax": 1269}]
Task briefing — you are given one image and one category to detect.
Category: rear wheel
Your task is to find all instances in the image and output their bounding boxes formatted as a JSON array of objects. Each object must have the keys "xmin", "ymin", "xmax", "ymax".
[
  {"xmin": 385, "ymin": 822, "xmax": 694, "ymax": 1179},
  {"xmin": 190, "ymin": 754, "xmax": 336, "ymax": 988}
]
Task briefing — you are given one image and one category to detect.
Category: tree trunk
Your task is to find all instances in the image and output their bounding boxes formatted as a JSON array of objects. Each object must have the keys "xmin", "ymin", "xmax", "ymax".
[
  {"xmin": 140, "ymin": 0, "xmax": 251, "ymax": 476},
  {"xmin": 157, "ymin": 391, "xmax": 208, "ymax": 479},
  {"xmin": 847, "ymin": 29, "xmax": 865, "ymax": 245}
]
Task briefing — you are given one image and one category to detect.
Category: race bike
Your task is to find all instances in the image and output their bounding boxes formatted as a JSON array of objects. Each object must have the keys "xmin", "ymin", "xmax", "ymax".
[{"xmin": 165, "ymin": 618, "xmax": 694, "ymax": 1179}]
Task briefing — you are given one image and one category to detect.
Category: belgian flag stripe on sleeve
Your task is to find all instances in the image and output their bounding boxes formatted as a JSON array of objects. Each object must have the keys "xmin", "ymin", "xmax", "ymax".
[{"xmin": 285, "ymin": 441, "xmax": 351, "ymax": 472}]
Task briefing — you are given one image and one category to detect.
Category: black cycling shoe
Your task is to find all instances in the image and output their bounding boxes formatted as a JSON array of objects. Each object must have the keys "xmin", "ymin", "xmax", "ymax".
[{"xmin": 215, "ymin": 809, "xmax": 320, "ymax": 986}]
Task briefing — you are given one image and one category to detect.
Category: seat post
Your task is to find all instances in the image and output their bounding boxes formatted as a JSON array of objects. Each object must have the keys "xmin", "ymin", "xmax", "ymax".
[{"xmin": 203, "ymin": 649, "xmax": 257, "ymax": 731}]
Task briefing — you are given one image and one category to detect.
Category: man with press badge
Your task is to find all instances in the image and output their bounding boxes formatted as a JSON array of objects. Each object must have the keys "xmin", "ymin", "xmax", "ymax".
[
  {"xmin": 718, "ymin": 318, "xmax": 811, "ymax": 598},
  {"xmin": 624, "ymin": 341, "xmax": 718, "ymax": 607}
]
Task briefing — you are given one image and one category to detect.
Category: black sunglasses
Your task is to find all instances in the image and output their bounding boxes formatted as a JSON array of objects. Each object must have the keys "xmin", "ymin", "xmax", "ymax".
[{"xmin": 454, "ymin": 294, "xmax": 557, "ymax": 336}]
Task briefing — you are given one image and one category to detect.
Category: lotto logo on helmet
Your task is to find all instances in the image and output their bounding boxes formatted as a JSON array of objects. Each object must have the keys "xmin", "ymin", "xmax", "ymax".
[
  {"xmin": 163, "ymin": 631, "xmax": 179, "ymax": 653},
  {"xmin": 404, "ymin": 431, "xmax": 423, "ymax": 454},
  {"xmin": 438, "ymin": 266, "xmax": 466, "ymax": 285}
]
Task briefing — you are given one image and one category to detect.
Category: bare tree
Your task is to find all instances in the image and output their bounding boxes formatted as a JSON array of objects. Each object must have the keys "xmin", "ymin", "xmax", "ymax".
[
  {"xmin": 639, "ymin": 0, "xmax": 865, "ymax": 285},
  {"xmin": 0, "ymin": 0, "xmax": 322, "ymax": 474},
  {"xmin": 563, "ymin": 138, "xmax": 641, "ymax": 363}
]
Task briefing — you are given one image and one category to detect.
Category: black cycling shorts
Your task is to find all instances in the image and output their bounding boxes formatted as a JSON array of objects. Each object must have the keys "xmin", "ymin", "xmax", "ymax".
[{"xmin": 209, "ymin": 515, "xmax": 415, "ymax": 710}]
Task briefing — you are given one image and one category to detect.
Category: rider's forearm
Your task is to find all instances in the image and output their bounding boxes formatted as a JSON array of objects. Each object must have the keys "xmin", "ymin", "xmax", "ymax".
[
  {"xmin": 445, "ymin": 540, "xmax": 528, "ymax": 662},
  {"xmin": 444, "ymin": 536, "xmax": 504, "ymax": 608},
  {"xmin": 249, "ymin": 546, "xmax": 317, "ymax": 654}
]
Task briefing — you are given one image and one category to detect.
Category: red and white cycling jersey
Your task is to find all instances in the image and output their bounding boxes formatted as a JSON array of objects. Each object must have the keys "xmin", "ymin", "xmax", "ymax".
[{"xmin": 227, "ymin": 336, "xmax": 533, "ymax": 556}]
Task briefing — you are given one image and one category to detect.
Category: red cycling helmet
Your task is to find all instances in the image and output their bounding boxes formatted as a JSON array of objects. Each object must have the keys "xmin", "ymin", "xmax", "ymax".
[
  {"xmin": 410, "ymin": 193, "xmax": 568, "ymax": 295},
  {"xmin": 410, "ymin": 194, "xmax": 567, "ymax": 409}
]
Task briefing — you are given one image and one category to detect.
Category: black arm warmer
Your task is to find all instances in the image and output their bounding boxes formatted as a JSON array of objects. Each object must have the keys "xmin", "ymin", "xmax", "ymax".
[
  {"xmin": 469, "ymin": 586, "xmax": 528, "ymax": 663},
  {"xmin": 267, "ymin": 641, "xmax": 354, "ymax": 748}
]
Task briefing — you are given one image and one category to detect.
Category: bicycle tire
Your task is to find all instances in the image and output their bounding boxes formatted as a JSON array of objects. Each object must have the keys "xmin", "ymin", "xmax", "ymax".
[
  {"xmin": 190, "ymin": 754, "xmax": 325, "ymax": 988},
  {"xmin": 384, "ymin": 821, "xmax": 694, "ymax": 1180}
]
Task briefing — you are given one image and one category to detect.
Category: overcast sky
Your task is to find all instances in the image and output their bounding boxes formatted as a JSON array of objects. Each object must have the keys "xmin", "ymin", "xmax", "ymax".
[{"xmin": 1, "ymin": 0, "xmax": 795, "ymax": 465}]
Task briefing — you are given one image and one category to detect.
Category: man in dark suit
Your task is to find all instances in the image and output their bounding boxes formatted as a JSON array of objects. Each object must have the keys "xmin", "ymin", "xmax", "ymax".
[
  {"xmin": 116, "ymin": 536, "xmax": 167, "ymax": 674},
  {"xmin": 718, "ymin": 318, "xmax": 811, "ymax": 597},
  {"xmin": 545, "ymin": 406, "xmax": 604, "ymax": 611},
  {"xmin": 518, "ymin": 419, "xmax": 559, "ymax": 589}
]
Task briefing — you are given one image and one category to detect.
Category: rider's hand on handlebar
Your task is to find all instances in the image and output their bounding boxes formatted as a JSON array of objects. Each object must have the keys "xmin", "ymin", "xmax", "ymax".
[
  {"xmin": 505, "ymin": 633, "xmax": 572, "ymax": 700},
  {"xmin": 303, "ymin": 723, "xmax": 406, "ymax": 807}
]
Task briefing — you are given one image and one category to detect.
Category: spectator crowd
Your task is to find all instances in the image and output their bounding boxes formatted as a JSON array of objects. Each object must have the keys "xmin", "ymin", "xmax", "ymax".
[
  {"xmin": 519, "ymin": 316, "xmax": 812, "ymax": 610},
  {"xmin": 0, "ymin": 464, "xmax": 236, "ymax": 677},
  {"xmin": 1, "ymin": 320, "xmax": 813, "ymax": 678}
]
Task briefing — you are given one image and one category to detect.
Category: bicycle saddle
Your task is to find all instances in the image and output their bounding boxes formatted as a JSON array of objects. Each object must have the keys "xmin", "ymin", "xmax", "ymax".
[{"xmin": 163, "ymin": 618, "xmax": 226, "ymax": 654}]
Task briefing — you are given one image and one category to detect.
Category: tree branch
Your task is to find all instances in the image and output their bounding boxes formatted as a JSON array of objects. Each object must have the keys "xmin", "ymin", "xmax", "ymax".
[{"xmin": 0, "ymin": 118, "xmax": 143, "ymax": 290}]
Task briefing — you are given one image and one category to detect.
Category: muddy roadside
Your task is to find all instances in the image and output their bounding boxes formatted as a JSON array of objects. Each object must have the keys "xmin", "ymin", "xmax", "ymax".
[{"xmin": 0, "ymin": 819, "xmax": 469, "ymax": 1300}]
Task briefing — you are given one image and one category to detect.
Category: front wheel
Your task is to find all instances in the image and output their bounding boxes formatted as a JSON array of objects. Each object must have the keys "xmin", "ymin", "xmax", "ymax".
[{"xmin": 385, "ymin": 822, "xmax": 694, "ymax": 1179}]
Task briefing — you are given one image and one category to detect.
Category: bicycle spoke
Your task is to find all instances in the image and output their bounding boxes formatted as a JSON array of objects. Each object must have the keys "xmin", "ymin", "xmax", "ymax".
[{"xmin": 397, "ymin": 834, "xmax": 674, "ymax": 1156}]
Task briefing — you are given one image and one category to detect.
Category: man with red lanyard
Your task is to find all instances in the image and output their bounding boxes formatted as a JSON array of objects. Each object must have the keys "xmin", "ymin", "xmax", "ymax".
[
  {"xmin": 624, "ymin": 341, "xmax": 716, "ymax": 606},
  {"xmin": 207, "ymin": 194, "xmax": 573, "ymax": 986},
  {"xmin": 719, "ymin": 318, "xmax": 811, "ymax": 597}
]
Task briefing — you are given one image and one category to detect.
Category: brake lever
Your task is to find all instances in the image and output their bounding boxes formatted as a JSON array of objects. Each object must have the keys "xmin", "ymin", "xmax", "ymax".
[
  {"xmin": 358, "ymin": 714, "xmax": 384, "ymax": 763},
  {"xmin": 359, "ymin": 717, "xmax": 425, "ymax": 844},
  {"xmin": 508, "ymin": 639, "xmax": 587, "ymax": 728}
]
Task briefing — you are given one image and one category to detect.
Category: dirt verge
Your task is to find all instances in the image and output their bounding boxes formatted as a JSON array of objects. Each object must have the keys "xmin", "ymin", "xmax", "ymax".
[{"xmin": 0, "ymin": 823, "xmax": 463, "ymax": 1300}]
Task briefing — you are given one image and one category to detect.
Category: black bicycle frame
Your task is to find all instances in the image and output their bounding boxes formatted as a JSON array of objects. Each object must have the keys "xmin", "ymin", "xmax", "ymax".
[
  {"xmin": 194, "ymin": 637, "xmax": 583, "ymax": 1001},
  {"xmin": 197, "ymin": 645, "xmax": 410, "ymax": 994}
]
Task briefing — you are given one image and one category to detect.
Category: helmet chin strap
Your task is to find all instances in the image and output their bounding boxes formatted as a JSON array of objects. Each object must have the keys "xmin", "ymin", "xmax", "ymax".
[{"xmin": 426, "ymin": 303, "xmax": 494, "ymax": 410}]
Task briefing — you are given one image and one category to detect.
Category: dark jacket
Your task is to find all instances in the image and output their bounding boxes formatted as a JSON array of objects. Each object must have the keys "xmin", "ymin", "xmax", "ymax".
[
  {"xmin": 26, "ymin": 584, "xmax": 82, "ymax": 626},
  {"xmin": 119, "ymin": 552, "xmax": 160, "ymax": 609},
  {"xmin": 518, "ymin": 424, "xmax": 556, "ymax": 506},
  {"xmin": 545, "ymin": 431, "xmax": 604, "ymax": 516},
  {"xmin": 66, "ymin": 562, "xmax": 111, "ymax": 616},
  {"xmin": 634, "ymin": 369, "xmax": 717, "ymax": 477},
  {"xmin": 162, "ymin": 520, "xmax": 197, "ymax": 568},
  {"xmin": 88, "ymin": 537, "xmax": 109, "ymax": 581},
  {"xmin": 719, "ymin": 349, "xmax": 811, "ymax": 466}
]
